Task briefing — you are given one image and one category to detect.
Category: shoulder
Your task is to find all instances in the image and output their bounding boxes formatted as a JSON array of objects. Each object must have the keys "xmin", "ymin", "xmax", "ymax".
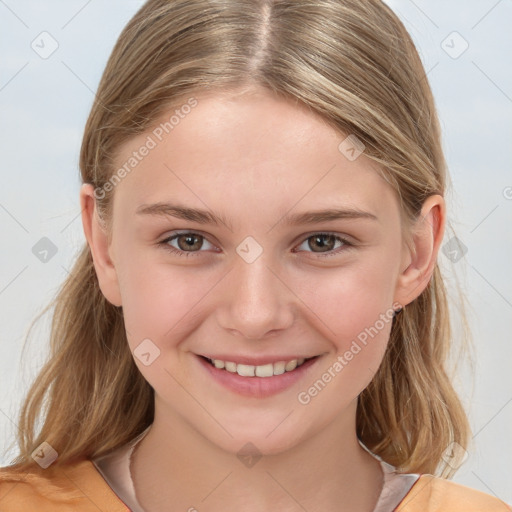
[
  {"xmin": 0, "ymin": 459, "xmax": 129, "ymax": 511},
  {"xmin": 397, "ymin": 474, "xmax": 511, "ymax": 511}
]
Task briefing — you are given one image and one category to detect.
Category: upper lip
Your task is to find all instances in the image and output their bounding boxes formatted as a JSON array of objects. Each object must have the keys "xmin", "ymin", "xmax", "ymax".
[{"xmin": 198, "ymin": 354, "xmax": 321, "ymax": 366}]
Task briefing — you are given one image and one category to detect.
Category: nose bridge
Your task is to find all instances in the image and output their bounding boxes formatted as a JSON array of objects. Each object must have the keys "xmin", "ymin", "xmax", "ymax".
[{"xmin": 217, "ymin": 247, "xmax": 293, "ymax": 339}]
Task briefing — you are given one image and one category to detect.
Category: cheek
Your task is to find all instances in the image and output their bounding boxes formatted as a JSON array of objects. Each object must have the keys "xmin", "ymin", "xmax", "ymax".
[
  {"xmin": 297, "ymin": 267, "xmax": 396, "ymax": 405},
  {"xmin": 296, "ymin": 255, "xmax": 397, "ymax": 343},
  {"xmin": 292, "ymin": 254, "xmax": 398, "ymax": 399},
  {"xmin": 115, "ymin": 253, "xmax": 216, "ymax": 345}
]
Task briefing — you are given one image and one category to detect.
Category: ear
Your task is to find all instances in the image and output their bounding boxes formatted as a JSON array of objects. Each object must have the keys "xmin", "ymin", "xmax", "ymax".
[
  {"xmin": 80, "ymin": 184, "xmax": 122, "ymax": 307},
  {"xmin": 394, "ymin": 194, "xmax": 446, "ymax": 307}
]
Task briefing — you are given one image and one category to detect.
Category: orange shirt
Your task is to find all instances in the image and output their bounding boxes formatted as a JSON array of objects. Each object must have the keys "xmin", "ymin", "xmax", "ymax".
[{"xmin": 0, "ymin": 459, "xmax": 510, "ymax": 511}]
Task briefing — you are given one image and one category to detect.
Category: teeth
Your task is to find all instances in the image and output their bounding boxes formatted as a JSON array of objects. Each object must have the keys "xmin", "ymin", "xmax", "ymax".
[
  {"xmin": 273, "ymin": 361, "xmax": 286, "ymax": 375},
  {"xmin": 285, "ymin": 360, "xmax": 297, "ymax": 372},
  {"xmin": 209, "ymin": 357, "xmax": 312, "ymax": 377},
  {"xmin": 225, "ymin": 361, "xmax": 237, "ymax": 372},
  {"xmin": 237, "ymin": 364, "xmax": 256, "ymax": 377},
  {"xmin": 255, "ymin": 364, "xmax": 273, "ymax": 378}
]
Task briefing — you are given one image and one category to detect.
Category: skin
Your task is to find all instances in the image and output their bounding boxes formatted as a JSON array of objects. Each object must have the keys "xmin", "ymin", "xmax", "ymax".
[{"xmin": 81, "ymin": 86, "xmax": 445, "ymax": 512}]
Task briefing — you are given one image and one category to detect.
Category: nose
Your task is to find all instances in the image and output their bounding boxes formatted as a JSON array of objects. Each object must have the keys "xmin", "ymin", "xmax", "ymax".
[{"xmin": 215, "ymin": 253, "xmax": 295, "ymax": 340}]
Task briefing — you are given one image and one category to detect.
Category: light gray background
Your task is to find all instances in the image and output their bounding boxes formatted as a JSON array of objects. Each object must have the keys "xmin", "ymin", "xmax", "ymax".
[{"xmin": 1, "ymin": 0, "xmax": 511, "ymax": 504}]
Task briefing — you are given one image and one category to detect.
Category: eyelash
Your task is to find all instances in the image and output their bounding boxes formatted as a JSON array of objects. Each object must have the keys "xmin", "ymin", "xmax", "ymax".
[{"xmin": 158, "ymin": 231, "xmax": 354, "ymax": 259}]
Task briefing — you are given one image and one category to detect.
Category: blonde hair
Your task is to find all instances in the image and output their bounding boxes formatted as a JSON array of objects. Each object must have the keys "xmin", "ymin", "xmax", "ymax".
[{"xmin": 8, "ymin": 0, "xmax": 471, "ymax": 476}]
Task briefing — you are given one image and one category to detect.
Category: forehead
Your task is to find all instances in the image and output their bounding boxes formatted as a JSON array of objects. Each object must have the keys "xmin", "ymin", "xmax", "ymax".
[{"xmin": 110, "ymin": 90, "xmax": 398, "ymax": 224}]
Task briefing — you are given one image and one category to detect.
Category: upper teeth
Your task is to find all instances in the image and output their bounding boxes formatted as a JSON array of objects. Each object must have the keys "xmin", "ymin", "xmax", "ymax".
[{"xmin": 211, "ymin": 358, "xmax": 307, "ymax": 377}]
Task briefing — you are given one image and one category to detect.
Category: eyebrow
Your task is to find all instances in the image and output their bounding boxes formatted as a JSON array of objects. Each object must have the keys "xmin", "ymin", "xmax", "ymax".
[
  {"xmin": 136, "ymin": 202, "xmax": 232, "ymax": 229},
  {"xmin": 135, "ymin": 202, "xmax": 378, "ymax": 229}
]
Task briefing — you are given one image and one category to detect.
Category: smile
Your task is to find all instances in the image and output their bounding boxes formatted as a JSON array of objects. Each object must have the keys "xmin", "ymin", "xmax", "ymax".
[
  {"xmin": 197, "ymin": 354, "xmax": 322, "ymax": 398},
  {"xmin": 203, "ymin": 356, "xmax": 316, "ymax": 377}
]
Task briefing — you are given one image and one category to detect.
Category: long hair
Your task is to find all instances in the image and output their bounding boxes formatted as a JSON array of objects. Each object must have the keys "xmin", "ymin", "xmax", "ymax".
[{"xmin": 7, "ymin": 0, "xmax": 471, "ymax": 476}]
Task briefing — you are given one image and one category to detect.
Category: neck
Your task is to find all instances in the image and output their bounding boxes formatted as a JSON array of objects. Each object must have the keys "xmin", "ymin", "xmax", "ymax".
[{"xmin": 131, "ymin": 399, "xmax": 383, "ymax": 512}]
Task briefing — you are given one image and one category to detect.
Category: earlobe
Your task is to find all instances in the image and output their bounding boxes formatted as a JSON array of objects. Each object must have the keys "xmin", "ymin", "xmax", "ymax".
[
  {"xmin": 394, "ymin": 194, "xmax": 446, "ymax": 307},
  {"xmin": 80, "ymin": 184, "xmax": 122, "ymax": 307}
]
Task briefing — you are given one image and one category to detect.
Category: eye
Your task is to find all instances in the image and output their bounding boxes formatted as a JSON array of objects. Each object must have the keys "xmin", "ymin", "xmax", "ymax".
[
  {"xmin": 159, "ymin": 232, "xmax": 216, "ymax": 257},
  {"xmin": 158, "ymin": 231, "xmax": 354, "ymax": 259},
  {"xmin": 294, "ymin": 233, "xmax": 353, "ymax": 257}
]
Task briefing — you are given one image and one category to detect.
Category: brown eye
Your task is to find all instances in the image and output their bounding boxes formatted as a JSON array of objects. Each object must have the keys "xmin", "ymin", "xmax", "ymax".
[
  {"xmin": 159, "ymin": 232, "xmax": 215, "ymax": 257},
  {"xmin": 295, "ymin": 233, "xmax": 353, "ymax": 258},
  {"xmin": 307, "ymin": 234, "xmax": 337, "ymax": 252},
  {"xmin": 175, "ymin": 233, "xmax": 203, "ymax": 251}
]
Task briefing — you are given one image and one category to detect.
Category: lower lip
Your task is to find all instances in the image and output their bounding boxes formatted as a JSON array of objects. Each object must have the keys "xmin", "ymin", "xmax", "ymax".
[{"xmin": 197, "ymin": 355, "xmax": 321, "ymax": 398}]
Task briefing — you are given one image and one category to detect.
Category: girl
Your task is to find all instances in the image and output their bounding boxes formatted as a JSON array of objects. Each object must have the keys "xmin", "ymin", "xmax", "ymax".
[{"xmin": 0, "ymin": 0, "xmax": 510, "ymax": 510}]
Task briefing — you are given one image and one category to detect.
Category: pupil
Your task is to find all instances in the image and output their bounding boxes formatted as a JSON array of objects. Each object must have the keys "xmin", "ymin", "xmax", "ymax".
[
  {"xmin": 179, "ymin": 234, "xmax": 201, "ymax": 250},
  {"xmin": 311, "ymin": 234, "xmax": 334, "ymax": 252}
]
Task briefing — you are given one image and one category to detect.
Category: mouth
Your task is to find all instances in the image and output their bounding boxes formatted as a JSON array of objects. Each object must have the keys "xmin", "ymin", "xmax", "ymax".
[
  {"xmin": 199, "ymin": 355, "xmax": 319, "ymax": 377},
  {"xmin": 196, "ymin": 354, "xmax": 323, "ymax": 398}
]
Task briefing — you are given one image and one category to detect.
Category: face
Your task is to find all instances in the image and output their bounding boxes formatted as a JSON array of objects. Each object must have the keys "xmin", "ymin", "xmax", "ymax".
[{"xmin": 91, "ymin": 88, "xmax": 414, "ymax": 455}]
